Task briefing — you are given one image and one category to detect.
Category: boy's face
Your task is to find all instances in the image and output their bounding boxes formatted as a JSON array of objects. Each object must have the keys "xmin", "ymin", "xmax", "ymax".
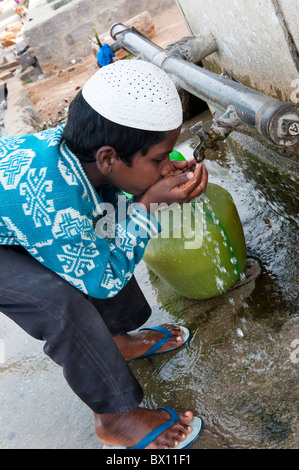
[{"xmin": 109, "ymin": 127, "xmax": 181, "ymax": 196}]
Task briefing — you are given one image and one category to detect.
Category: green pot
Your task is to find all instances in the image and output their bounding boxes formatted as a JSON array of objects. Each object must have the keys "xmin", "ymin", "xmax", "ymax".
[{"xmin": 143, "ymin": 182, "xmax": 247, "ymax": 299}]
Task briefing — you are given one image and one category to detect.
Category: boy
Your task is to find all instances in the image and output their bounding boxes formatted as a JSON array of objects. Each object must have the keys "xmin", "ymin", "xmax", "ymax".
[{"xmin": 0, "ymin": 59, "xmax": 208, "ymax": 449}]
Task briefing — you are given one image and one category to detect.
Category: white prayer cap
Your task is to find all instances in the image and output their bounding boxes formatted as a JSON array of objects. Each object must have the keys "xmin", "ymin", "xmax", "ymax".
[{"xmin": 82, "ymin": 59, "xmax": 183, "ymax": 131}]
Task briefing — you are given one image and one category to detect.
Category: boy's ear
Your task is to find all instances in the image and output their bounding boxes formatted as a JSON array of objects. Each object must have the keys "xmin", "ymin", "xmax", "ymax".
[{"xmin": 95, "ymin": 146, "xmax": 118, "ymax": 174}]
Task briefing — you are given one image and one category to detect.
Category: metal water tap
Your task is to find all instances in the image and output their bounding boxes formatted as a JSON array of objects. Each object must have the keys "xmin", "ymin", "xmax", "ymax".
[{"xmin": 189, "ymin": 105, "xmax": 242, "ymax": 162}]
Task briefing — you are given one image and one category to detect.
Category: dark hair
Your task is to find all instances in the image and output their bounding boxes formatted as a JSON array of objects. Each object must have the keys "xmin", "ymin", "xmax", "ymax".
[{"xmin": 63, "ymin": 90, "xmax": 169, "ymax": 165}]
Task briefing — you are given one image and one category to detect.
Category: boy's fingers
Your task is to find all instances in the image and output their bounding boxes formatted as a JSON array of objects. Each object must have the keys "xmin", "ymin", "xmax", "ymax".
[
  {"xmin": 157, "ymin": 162, "xmax": 208, "ymax": 205},
  {"xmin": 186, "ymin": 164, "xmax": 208, "ymax": 201},
  {"xmin": 171, "ymin": 158, "xmax": 196, "ymax": 170},
  {"xmin": 171, "ymin": 159, "xmax": 188, "ymax": 169},
  {"xmin": 164, "ymin": 159, "xmax": 197, "ymax": 177},
  {"xmin": 173, "ymin": 163, "xmax": 203, "ymax": 194},
  {"xmin": 168, "ymin": 170, "xmax": 195, "ymax": 189}
]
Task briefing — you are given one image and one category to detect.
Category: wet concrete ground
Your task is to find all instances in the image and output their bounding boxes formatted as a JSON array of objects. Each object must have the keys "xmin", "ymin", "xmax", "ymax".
[
  {"xmin": 0, "ymin": 116, "xmax": 298, "ymax": 449},
  {"xmin": 1, "ymin": 256, "xmax": 297, "ymax": 449}
]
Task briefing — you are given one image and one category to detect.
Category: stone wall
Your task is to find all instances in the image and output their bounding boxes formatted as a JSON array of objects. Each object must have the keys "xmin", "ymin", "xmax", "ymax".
[{"xmin": 24, "ymin": 0, "xmax": 176, "ymax": 70}]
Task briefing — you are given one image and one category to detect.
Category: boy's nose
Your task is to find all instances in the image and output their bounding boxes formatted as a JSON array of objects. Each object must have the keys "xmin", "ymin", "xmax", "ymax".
[{"xmin": 162, "ymin": 156, "xmax": 172, "ymax": 174}]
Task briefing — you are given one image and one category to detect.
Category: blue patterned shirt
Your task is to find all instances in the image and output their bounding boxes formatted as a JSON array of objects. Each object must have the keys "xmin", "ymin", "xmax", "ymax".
[{"xmin": 0, "ymin": 126, "xmax": 160, "ymax": 298}]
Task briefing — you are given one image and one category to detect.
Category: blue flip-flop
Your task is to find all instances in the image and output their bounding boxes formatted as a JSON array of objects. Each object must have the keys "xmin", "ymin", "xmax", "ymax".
[
  {"xmin": 102, "ymin": 407, "xmax": 203, "ymax": 449},
  {"xmin": 127, "ymin": 326, "xmax": 190, "ymax": 362}
]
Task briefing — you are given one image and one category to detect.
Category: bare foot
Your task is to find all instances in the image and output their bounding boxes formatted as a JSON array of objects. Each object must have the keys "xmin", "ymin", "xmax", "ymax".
[
  {"xmin": 113, "ymin": 324, "xmax": 185, "ymax": 361},
  {"xmin": 94, "ymin": 407, "xmax": 194, "ymax": 449}
]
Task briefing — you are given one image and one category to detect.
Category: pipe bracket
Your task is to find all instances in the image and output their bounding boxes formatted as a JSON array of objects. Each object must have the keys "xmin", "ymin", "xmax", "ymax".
[{"xmin": 164, "ymin": 32, "xmax": 217, "ymax": 63}]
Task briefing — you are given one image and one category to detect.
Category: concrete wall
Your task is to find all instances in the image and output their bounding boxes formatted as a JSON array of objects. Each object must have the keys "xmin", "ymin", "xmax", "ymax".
[
  {"xmin": 24, "ymin": 0, "xmax": 176, "ymax": 70},
  {"xmin": 176, "ymin": 0, "xmax": 299, "ymax": 103}
]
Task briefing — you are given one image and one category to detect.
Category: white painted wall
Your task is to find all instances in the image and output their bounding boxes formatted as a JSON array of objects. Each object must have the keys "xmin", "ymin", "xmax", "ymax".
[{"xmin": 176, "ymin": 0, "xmax": 299, "ymax": 103}]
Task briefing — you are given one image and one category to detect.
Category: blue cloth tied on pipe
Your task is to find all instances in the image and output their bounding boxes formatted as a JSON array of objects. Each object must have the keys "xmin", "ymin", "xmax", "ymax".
[{"xmin": 97, "ymin": 43, "xmax": 115, "ymax": 67}]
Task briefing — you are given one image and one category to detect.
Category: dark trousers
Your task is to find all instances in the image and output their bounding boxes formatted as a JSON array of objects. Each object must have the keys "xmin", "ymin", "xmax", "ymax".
[{"xmin": 0, "ymin": 245, "xmax": 151, "ymax": 414}]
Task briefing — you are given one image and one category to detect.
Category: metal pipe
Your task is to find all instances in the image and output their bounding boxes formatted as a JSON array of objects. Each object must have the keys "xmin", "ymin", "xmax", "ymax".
[{"xmin": 110, "ymin": 23, "xmax": 299, "ymax": 148}]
